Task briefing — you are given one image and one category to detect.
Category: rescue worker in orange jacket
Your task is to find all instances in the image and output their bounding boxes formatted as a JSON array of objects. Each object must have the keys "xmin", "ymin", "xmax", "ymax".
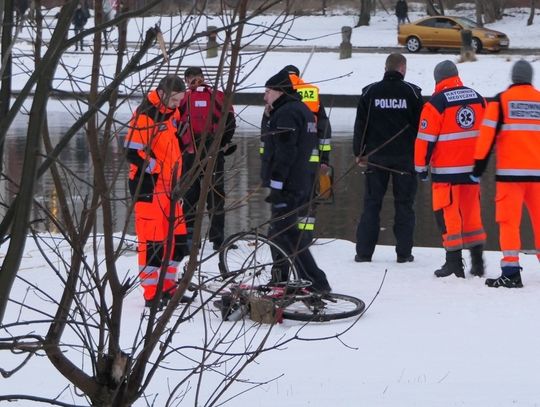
[
  {"xmin": 180, "ymin": 66, "xmax": 236, "ymax": 251},
  {"xmin": 414, "ymin": 60, "xmax": 487, "ymax": 278},
  {"xmin": 473, "ymin": 60, "xmax": 540, "ymax": 288},
  {"xmin": 125, "ymin": 75, "xmax": 189, "ymax": 308}
]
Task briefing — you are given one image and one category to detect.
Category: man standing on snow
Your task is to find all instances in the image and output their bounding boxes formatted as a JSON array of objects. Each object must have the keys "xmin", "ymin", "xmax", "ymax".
[
  {"xmin": 473, "ymin": 60, "xmax": 540, "ymax": 288},
  {"xmin": 415, "ymin": 60, "xmax": 486, "ymax": 279},
  {"xmin": 261, "ymin": 70, "xmax": 331, "ymax": 293},
  {"xmin": 72, "ymin": 2, "xmax": 88, "ymax": 51},
  {"xmin": 124, "ymin": 75, "xmax": 190, "ymax": 308},
  {"xmin": 395, "ymin": 0, "xmax": 409, "ymax": 27},
  {"xmin": 179, "ymin": 67, "xmax": 236, "ymax": 251},
  {"xmin": 353, "ymin": 53, "xmax": 423, "ymax": 264}
]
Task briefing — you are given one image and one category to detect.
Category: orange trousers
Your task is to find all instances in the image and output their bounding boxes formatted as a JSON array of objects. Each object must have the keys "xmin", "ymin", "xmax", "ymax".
[
  {"xmin": 496, "ymin": 182, "xmax": 540, "ymax": 268},
  {"xmin": 432, "ymin": 183, "xmax": 486, "ymax": 251},
  {"xmin": 135, "ymin": 190, "xmax": 187, "ymax": 301}
]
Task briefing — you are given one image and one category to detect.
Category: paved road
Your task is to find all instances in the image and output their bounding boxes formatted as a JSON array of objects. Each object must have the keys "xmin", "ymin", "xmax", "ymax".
[{"xmin": 15, "ymin": 35, "xmax": 540, "ymax": 55}]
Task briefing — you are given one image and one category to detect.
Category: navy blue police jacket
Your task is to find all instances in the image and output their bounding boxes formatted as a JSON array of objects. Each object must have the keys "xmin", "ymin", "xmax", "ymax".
[
  {"xmin": 260, "ymin": 92, "xmax": 318, "ymax": 193},
  {"xmin": 353, "ymin": 70, "xmax": 423, "ymax": 171}
]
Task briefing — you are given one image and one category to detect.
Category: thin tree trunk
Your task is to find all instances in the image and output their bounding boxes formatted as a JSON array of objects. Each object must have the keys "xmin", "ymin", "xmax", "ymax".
[
  {"xmin": 479, "ymin": 0, "xmax": 502, "ymax": 23},
  {"xmin": 528, "ymin": 0, "xmax": 535, "ymax": 25},
  {"xmin": 436, "ymin": 0, "xmax": 445, "ymax": 15},
  {"xmin": 425, "ymin": 0, "xmax": 441, "ymax": 16},
  {"xmin": 0, "ymin": 0, "xmax": 14, "ymax": 175},
  {"xmin": 0, "ymin": 0, "xmax": 75, "ymax": 325},
  {"xmin": 475, "ymin": 0, "xmax": 484, "ymax": 26},
  {"xmin": 357, "ymin": 0, "xmax": 371, "ymax": 26}
]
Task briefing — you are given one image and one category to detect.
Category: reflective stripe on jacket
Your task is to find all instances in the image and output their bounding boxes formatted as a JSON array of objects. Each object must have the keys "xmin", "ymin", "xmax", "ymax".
[
  {"xmin": 414, "ymin": 76, "xmax": 486, "ymax": 183},
  {"xmin": 289, "ymin": 73, "xmax": 332, "ymax": 162},
  {"xmin": 474, "ymin": 83, "xmax": 540, "ymax": 182},
  {"xmin": 124, "ymin": 89, "xmax": 182, "ymax": 194}
]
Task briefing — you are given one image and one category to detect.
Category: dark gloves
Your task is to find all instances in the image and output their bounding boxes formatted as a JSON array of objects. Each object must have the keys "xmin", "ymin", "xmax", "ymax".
[
  {"xmin": 265, "ymin": 189, "xmax": 288, "ymax": 209},
  {"xmin": 473, "ymin": 158, "xmax": 488, "ymax": 178},
  {"xmin": 417, "ymin": 171, "xmax": 429, "ymax": 182},
  {"xmin": 223, "ymin": 143, "xmax": 237, "ymax": 156}
]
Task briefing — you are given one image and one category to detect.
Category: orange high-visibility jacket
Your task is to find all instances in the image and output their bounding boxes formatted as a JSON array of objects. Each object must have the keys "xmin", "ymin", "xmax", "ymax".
[
  {"xmin": 125, "ymin": 89, "xmax": 183, "ymax": 195},
  {"xmin": 415, "ymin": 76, "xmax": 486, "ymax": 183},
  {"xmin": 474, "ymin": 83, "xmax": 540, "ymax": 182},
  {"xmin": 288, "ymin": 73, "xmax": 332, "ymax": 162}
]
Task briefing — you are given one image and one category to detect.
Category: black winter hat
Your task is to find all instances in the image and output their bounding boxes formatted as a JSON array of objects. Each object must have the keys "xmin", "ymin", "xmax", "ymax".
[
  {"xmin": 265, "ymin": 70, "xmax": 296, "ymax": 94},
  {"xmin": 282, "ymin": 64, "xmax": 300, "ymax": 75}
]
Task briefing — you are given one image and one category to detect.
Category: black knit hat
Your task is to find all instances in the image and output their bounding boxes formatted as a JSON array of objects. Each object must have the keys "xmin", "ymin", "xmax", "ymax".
[
  {"xmin": 282, "ymin": 64, "xmax": 300, "ymax": 75},
  {"xmin": 265, "ymin": 70, "xmax": 295, "ymax": 94},
  {"xmin": 157, "ymin": 74, "xmax": 186, "ymax": 92}
]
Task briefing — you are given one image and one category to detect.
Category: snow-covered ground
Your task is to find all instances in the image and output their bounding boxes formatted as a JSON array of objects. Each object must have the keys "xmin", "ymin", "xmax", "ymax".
[{"xmin": 3, "ymin": 5, "xmax": 540, "ymax": 406}]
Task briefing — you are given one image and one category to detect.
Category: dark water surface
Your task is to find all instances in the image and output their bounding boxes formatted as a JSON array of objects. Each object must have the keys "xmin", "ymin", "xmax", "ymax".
[{"xmin": 3, "ymin": 112, "xmax": 534, "ymax": 252}]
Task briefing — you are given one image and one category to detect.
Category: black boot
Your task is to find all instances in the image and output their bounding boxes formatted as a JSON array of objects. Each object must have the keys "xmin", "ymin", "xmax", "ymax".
[
  {"xmin": 469, "ymin": 244, "xmax": 485, "ymax": 277},
  {"xmin": 434, "ymin": 250, "xmax": 464, "ymax": 278},
  {"xmin": 486, "ymin": 266, "xmax": 523, "ymax": 288}
]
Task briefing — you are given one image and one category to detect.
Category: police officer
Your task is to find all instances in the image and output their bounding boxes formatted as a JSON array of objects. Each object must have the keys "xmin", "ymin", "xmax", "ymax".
[
  {"xmin": 415, "ymin": 60, "xmax": 487, "ymax": 278},
  {"xmin": 353, "ymin": 53, "xmax": 423, "ymax": 264},
  {"xmin": 474, "ymin": 60, "xmax": 540, "ymax": 288},
  {"xmin": 262, "ymin": 70, "xmax": 331, "ymax": 293}
]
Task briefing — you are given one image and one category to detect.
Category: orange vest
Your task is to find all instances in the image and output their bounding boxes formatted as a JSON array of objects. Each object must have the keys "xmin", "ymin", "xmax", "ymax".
[
  {"xmin": 475, "ymin": 84, "xmax": 540, "ymax": 182},
  {"xmin": 289, "ymin": 74, "xmax": 320, "ymax": 114},
  {"xmin": 125, "ymin": 90, "xmax": 183, "ymax": 191},
  {"xmin": 414, "ymin": 76, "xmax": 485, "ymax": 183}
]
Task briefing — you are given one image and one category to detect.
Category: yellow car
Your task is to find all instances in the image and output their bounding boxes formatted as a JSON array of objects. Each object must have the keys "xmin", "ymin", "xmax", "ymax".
[{"xmin": 398, "ymin": 16, "xmax": 509, "ymax": 53}]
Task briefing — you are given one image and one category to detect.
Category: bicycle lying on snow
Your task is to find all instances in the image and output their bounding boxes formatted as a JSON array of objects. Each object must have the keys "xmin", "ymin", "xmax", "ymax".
[{"xmin": 200, "ymin": 231, "xmax": 365, "ymax": 323}]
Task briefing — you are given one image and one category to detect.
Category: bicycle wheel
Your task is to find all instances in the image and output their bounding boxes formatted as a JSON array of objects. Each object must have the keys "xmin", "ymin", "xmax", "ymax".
[
  {"xmin": 218, "ymin": 232, "xmax": 299, "ymax": 287},
  {"xmin": 281, "ymin": 293, "xmax": 365, "ymax": 322}
]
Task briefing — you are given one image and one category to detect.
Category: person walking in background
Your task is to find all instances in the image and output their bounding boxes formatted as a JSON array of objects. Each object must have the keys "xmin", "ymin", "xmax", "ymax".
[
  {"xmin": 261, "ymin": 70, "xmax": 332, "ymax": 293},
  {"xmin": 124, "ymin": 75, "xmax": 189, "ymax": 307},
  {"xmin": 473, "ymin": 60, "xmax": 540, "ymax": 288},
  {"xmin": 415, "ymin": 60, "xmax": 487, "ymax": 279},
  {"xmin": 395, "ymin": 0, "xmax": 409, "ymax": 26},
  {"xmin": 179, "ymin": 67, "xmax": 236, "ymax": 251},
  {"xmin": 353, "ymin": 53, "xmax": 423, "ymax": 264},
  {"xmin": 72, "ymin": 2, "xmax": 88, "ymax": 51}
]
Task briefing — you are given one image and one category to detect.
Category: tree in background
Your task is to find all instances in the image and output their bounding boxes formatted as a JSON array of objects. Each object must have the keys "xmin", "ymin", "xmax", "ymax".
[
  {"xmin": 425, "ymin": 0, "xmax": 444, "ymax": 16},
  {"xmin": 0, "ymin": 0, "xmax": 363, "ymax": 405},
  {"xmin": 356, "ymin": 0, "xmax": 373, "ymax": 26},
  {"xmin": 476, "ymin": 0, "xmax": 505, "ymax": 23},
  {"xmin": 528, "ymin": 0, "xmax": 536, "ymax": 25}
]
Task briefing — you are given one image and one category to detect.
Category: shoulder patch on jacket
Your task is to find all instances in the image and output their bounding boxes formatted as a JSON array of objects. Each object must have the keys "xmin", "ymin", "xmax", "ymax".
[{"xmin": 444, "ymin": 88, "xmax": 478, "ymax": 103}]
